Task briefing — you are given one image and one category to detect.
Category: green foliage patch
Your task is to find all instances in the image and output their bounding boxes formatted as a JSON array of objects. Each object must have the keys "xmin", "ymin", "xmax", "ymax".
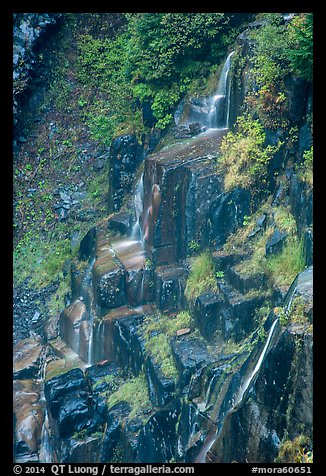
[
  {"xmin": 185, "ymin": 251, "xmax": 218, "ymax": 301},
  {"xmin": 106, "ymin": 373, "xmax": 152, "ymax": 421},
  {"xmin": 218, "ymin": 115, "xmax": 281, "ymax": 192}
]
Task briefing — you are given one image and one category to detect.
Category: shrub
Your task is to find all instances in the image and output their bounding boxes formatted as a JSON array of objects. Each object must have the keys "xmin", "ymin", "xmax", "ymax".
[
  {"xmin": 276, "ymin": 435, "xmax": 313, "ymax": 463},
  {"xmin": 218, "ymin": 115, "xmax": 281, "ymax": 191},
  {"xmin": 287, "ymin": 14, "xmax": 313, "ymax": 81}
]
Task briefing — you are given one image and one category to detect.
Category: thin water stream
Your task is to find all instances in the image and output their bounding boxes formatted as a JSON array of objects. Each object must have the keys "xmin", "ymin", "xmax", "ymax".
[{"xmin": 195, "ymin": 318, "xmax": 279, "ymax": 463}]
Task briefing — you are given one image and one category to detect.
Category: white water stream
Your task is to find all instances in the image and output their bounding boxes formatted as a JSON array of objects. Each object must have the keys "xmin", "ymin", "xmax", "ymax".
[
  {"xmin": 208, "ymin": 51, "xmax": 234, "ymax": 129},
  {"xmin": 195, "ymin": 318, "xmax": 279, "ymax": 463}
]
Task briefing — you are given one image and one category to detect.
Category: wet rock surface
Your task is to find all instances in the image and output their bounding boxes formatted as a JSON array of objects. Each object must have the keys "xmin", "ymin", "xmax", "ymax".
[
  {"xmin": 13, "ymin": 379, "xmax": 45, "ymax": 462},
  {"xmin": 13, "ymin": 16, "xmax": 313, "ymax": 465}
]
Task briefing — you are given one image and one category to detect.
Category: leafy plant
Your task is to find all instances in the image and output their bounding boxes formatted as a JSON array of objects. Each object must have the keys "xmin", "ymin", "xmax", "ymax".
[{"xmin": 218, "ymin": 115, "xmax": 281, "ymax": 191}]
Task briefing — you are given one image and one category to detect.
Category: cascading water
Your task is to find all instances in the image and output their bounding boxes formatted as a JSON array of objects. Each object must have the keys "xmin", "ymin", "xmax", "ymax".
[
  {"xmin": 207, "ymin": 51, "xmax": 234, "ymax": 129},
  {"xmin": 195, "ymin": 318, "xmax": 279, "ymax": 463},
  {"xmin": 131, "ymin": 174, "xmax": 144, "ymax": 242},
  {"xmin": 38, "ymin": 51, "xmax": 238, "ymax": 464},
  {"xmin": 233, "ymin": 318, "xmax": 279, "ymax": 407}
]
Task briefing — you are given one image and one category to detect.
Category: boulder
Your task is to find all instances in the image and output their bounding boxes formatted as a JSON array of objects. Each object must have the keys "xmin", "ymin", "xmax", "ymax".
[
  {"xmin": 171, "ymin": 336, "xmax": 215, "ymax": 388},
  {"xmin": 265, "ymin": 229, "xmax": 288, "ymax": 256},
  {"xmin": 79, "ymin": 226, "xmax": 96, "ymax": 261},
  {"xmin": 226, "ymin": 267, "xmax": 267, "ymax": 295},
  {"xmin": 56, "ymin": 390, "xmax": 102, "ymax": 438},
  {"xmin": 13, "ymin": 336, "xmax": 46, "ymax": 380},
  {"xmin": 108, "ymin": 212, "xmax": 132, "ymax": 236},
  {"xmin": 145, "ymin": 356, "xmax": 175, "ymax": 407},
  {"xmin": 137, "ymin": 401, "xmax": 181, "ymax": 463},
  {"xmin": 155, "ymin": 265, "xmax": 186, "ymax": 312},
  {"xmin": 192, "ymin": 292, "xmax": 224, "ymax": 340},
  {"xmin": 13, "ymin": 379, "xmax": 45, "ymax": 461},
  {"xmin": 45, "ymin": 368, "xmax": 88, "ymax": 420},
  {"xmin": 92, "ymin": 254, "xmax": 126, "ymax": 310},
  {"xmin": 210, "ymin": 188, "xmax": 251, "ymax": 248}
]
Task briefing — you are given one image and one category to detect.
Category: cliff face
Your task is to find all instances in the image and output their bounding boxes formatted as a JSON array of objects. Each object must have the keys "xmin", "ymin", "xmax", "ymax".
[{"xmin": 13, "ymin": 14, "xmax": 313, "ymax": 464}]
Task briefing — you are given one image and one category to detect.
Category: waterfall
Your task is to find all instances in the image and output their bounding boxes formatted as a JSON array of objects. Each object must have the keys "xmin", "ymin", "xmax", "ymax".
[
  {"xmin": 39, "ymin": 413, "xmax": 53, "ymax": 463},
  {"xmin": 208, "ymin": 51, "xmax": 234, "ymax": 129},
  {"xmin": 131, "ymin": 175, "xmax": 144, "ymax": 242},
  {"xmin": 195, "ymin": 318, "xmax": 279, "ymax": 463},
  {"xmin": 234, "ymin": 318, "xmax": 279, "ymax": 407}
]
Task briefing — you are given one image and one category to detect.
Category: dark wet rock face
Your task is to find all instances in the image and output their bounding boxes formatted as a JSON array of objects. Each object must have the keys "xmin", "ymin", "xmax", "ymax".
[
  {"xmin": 45, "ymin": 368, "xmax": 103, "ymax": 439},
  {"xmin": 13, "ymin": 379, "xmax": 45, "ymax": 462},
  {"xmin": 108, "ymin": 135, "xmax": 144, "ymax": 213},
  {"xmin": 210, "ymin": 188, "xmax": 251, "ymax": 248},
  {"xmin": 14, "ymin": 17, "xmax": 313, "ymax": 466}
]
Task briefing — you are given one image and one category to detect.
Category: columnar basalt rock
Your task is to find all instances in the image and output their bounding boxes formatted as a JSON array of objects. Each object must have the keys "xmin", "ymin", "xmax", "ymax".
[{"xmin": 14, "ymin": 16, "xmax": 313, "ymax": 465}]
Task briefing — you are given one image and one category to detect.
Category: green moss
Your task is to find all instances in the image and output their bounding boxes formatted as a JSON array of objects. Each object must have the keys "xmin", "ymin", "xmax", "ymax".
[
  {"xmin": 140, "ymin": 311, "xmax": 192, "ymax": 380},
  {"xmin": 297, "ymin": 146, "xmax": 313, "ymax": 186},
  {"xmin": 106, "ymin": 373, "xmax": 152, "ymax": 421},
  {"xmin": 276, "ymin": 435, "xmax": 313, "ymax": 463},
  {"xmin": 47, "ymin": 274, "xmax": 71, "ymax": 315},
  {"xmin": 185, "ymin": 251, "xmax": 218, "ymax": 301},
  {"xmin": 265, "ymin": 236, "xmax": 305, "ymax": 288}
]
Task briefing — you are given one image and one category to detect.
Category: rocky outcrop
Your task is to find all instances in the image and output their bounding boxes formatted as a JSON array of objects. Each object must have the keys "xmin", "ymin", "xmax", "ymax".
[
  {"xmin": 13, "ymin": 14, "xmax": 63, "ymax": 137},
  {"xmin": 13, "ymin": 379, "xmax": 45, "ymax": 462},
  {"xmin": 13, "ymin": 14, "xmax": 313, "ymax": 466},
  {"xmin": 108, "ymin": 135, "xmax": 144, "ymax": 213}
]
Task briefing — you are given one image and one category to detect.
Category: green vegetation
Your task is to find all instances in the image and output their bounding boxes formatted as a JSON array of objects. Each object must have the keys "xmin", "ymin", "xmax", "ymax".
[
  {"xmin": 277, "ymin": 296, "xmax": 312, "ymax": 329},
  {"xmin": 106, "ymin": 373, "xmax": 152, "ymax": 421},
  {"xmin": 13, "ymin": 231, "xmax": 72, "ymax": 288},
  {"xmin": 141, "ymin": 311, "xmax": 192, "ymax": 379},
  {"xmin": 297, "ymin": 146, "xmax": 313, "ymax": 185},
  {"xmin": 185, "ymin": 251, "xmax": 218, "ymax": 301},
  {"xmin": 75, "ymin": 13, "xmax": 251, "ymax": 136},
  {"xmin": 218, "ymin": 115, "xmax": 281, "ymax": 192},
  {"xmin": 265, "ymin": 235, "xmax": 305, "ymax": 288},
  {"xmin": 223, "ymin": 202, "xmax": 305, "ymax": 289},
  {"xmin": 47, "ymin": 274, "xmax": 71, "ymax": 315},
  {"xmin": 276, "ymin": 435, "xmax": 313, "ymax": 463},
  {"xmin": 246, "ymin": 13, "xmax": 313, "ymax": 129}
]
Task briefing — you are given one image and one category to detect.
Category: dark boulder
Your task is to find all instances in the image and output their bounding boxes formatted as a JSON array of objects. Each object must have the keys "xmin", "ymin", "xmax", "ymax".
[
  {"xmin": 92, "ymin": 255, "xmax": 127, "ymax": 310},
  {"xmin": 284, "ymin": 75, "xmax": 309, "ymax": 123},
  {"xmin": 45, "ymin": 368, "xmax": 88, "ymax": 420},
  {"xmin": 289, "ymin": 172, "xmax": 313, "ymax": 236},
  {"xmin": 171, "ymin": 335, "xmax": 215, "ymax": 388},
  {"xmin": 210, "ymin": 188, "xmax": 251, "ymax": 249},
  {"xmin": 219, "ymin": 281, "xmax": 272, "ymax": 342},
  {"xmin": 79, "ymin": 226, "xmax": 96, "ymax": 261},
  {"xmin": 108, "ymin": 212, "xmax": 132, "ymax": 236},
  {"xmin": 265, "ymin": 229, "xmax": 288, "ymax": 256},
  {"xmin": 145, "ymin": 356, "xmax": 175, "ymax": 407},
  {"xmin": 155, "ymin": 265, "xmax": 186, "ymax": 313},
  {"xmin": 57, "ymin": 390, "xmax": 101, "ymax": 438},
  {"xmin": 192, "ymin": 292, "xmax": 224, "ymax": 341},
  {"xmin": 99, "ymin": 402, "xmax": 131, "ymax": 462},
  {"xmin": 173, "ymin": 123, "xmax": 205, "ymax": 140},
  {"xmin": 137, "ymin": 401, "xmax": 181, "ymax": 463},
  {"xmin": 226, "ymin": 267, "xmax": 267, "ymax": 295}
]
